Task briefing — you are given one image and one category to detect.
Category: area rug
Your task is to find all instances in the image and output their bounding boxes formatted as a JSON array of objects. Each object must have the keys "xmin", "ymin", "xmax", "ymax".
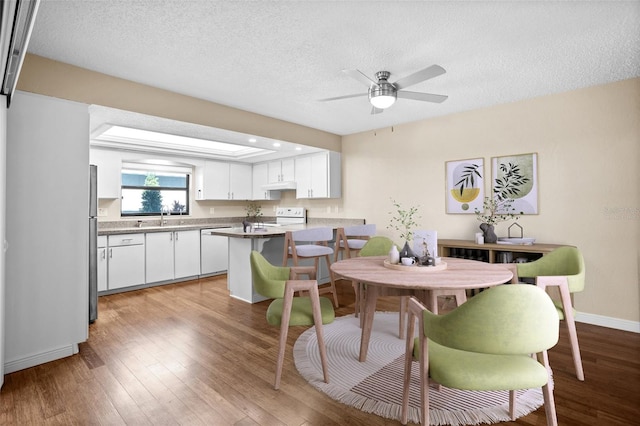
[{"xmin": 293, "ymin": 313, "xmax": 544, "ymax": 425}]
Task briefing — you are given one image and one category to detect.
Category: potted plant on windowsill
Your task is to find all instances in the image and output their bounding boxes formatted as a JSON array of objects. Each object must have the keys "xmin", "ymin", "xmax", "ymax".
[{"xmin": 387, "ymin": 199, "xmax": 421, "ymax": 259}]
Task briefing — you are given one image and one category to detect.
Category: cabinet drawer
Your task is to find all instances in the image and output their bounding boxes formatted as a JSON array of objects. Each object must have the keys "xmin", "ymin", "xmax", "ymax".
[
  {"xmin": 108, "ymin": 233, "xmax": 144, "ymax": 246},
  {"xmin": 97, "ymin": 235, "xmax": 107, "ymax": 248}
]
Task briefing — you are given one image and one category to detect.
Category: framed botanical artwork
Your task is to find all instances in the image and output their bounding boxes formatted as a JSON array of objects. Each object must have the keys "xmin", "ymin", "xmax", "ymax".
[
  {"xmin": 491, "ymin": 153, "xmax": 538, "ymax": 214},
  {"xmin": 445, "ymin": 158, "xmax": 484, "ymax": 214}
]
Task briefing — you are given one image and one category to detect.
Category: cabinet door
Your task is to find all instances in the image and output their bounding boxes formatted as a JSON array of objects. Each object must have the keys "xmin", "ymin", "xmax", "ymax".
[
  {"xmin": 108, "ymin": 245, "xmax": 145, "ymax": 289},
  {"xmin": 203, "ymin": 161, "xmax": 230, "ymax": 200},
  {"xmin": 229, "ymin": 163, "xmax": 252, "ymax": 200},
  {"xmin": 309, "ymin": 153, "xmax": 329, "ymax": 198},
  {"xmin": 252, "ymin": 163, "xmax": 280, "ymax": 200},
  {"xmin": 295, "ymin": 155, "xmax": 312, "ymax": 198},
  {"xmin": 281, "ymin": 158, "xmax": 295, "ymax": 181},
  {"xmin": 90, "ymin": 149, "xmax": 121, "ymax": 199},
  {"xmin": 97, "ymin": 247, "xmax": 108, "ymax": 292},
  {"xmin": 145, "ymin": 232, "xmax": 174, "ymax": 283},
  {"xmin": 267, "ymin": 161, "xmax": 282, "ymax": 183},
  {"xmin": 201, "ymin": 232, "xmax": 229, "ymax": 275},
  {"xmin": 174, "ymin": 230, "xmax": 201, "ymax": 279}
]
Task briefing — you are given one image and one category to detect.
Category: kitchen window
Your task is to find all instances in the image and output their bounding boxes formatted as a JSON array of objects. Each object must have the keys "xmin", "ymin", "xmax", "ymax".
[{"xmin": 121, "ymin": 164, "xmax": 191, "ymax": 216}]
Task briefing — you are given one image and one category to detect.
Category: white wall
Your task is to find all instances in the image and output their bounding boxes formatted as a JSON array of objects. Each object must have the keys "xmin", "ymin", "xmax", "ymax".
[
  {"xmin": 341, "ymin": 78, "xmax": 640, "ymax": 329},
  {"xmin": 5, "ymin": 92, "xmax": 89, "ymax": 372},
  {"xmin": 0, "ymin": 96, "xmax": 6, "ymax": 386}
]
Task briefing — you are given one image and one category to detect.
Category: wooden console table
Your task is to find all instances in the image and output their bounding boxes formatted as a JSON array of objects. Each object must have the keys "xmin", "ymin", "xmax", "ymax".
[{"xmin": 437, "ymin": 239, "xmax": 569, "ymax": 264}]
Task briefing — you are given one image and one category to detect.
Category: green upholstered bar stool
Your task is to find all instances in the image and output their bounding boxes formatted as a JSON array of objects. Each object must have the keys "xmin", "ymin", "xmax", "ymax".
[
  {"xmin": 250, "ymin": 251, "xmax": 335, "ymax": 390},
  {"xmin": 401, "ymin": 284, "xmax": 560, "ymax": 426},
  {"xmin": 515, "ymin": 246, "xmax": 586, "ymax": 381}
]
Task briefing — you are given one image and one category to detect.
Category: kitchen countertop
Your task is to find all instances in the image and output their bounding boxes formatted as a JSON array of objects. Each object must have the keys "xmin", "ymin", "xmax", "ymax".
[
  {"xmin": 98, "ymin": 218, "xmax": 365, "ymax": 236},
  {"xmin": 98, "ymin": 223, "xmax": 238, "ymax": 236}
]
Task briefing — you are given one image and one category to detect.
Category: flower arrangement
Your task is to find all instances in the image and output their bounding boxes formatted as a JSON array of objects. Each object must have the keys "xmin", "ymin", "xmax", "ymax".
[
  {"xmin": 245, "ymin": 202, "xmax": 263, "ymax": 222},
  {"xmin": 474, "ymin": 196, "xmax": 520, "ymax": 225},
  {"xmin": 387, "ymin": 199, "xmax": 421, "ymax": 242}
]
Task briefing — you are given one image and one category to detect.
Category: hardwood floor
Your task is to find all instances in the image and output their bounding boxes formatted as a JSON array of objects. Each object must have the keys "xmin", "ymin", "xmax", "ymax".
[{"xmin": 1, "ymin": 276, "xmax": 638, "ymax": 425}]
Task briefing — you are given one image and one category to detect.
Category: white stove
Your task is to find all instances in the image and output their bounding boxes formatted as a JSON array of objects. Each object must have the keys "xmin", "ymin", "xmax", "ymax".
[{"xmin": 272, "ymin": 207, "xmax": 306, "ymax": 225}]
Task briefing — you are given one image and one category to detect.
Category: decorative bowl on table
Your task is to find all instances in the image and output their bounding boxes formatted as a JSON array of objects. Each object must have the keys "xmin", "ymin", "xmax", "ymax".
[
  {"xmin": 383, "ymin": 260, "xmax": 448, "ymax": 272},
  {"xmin": 497, "ymin": 237, "xmax": 536, "ymax": 245}
]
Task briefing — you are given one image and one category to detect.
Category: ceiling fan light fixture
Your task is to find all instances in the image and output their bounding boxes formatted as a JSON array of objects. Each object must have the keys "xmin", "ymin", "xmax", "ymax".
[{"xmin": 369, "ymin": 84, "xmax": 397, "ymax": 109}]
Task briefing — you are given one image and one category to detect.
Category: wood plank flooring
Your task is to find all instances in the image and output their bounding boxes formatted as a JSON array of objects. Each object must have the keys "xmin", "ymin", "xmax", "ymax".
[{"xmin": 1, "ymin": 276, "xmax": 638, "ymax": 425}]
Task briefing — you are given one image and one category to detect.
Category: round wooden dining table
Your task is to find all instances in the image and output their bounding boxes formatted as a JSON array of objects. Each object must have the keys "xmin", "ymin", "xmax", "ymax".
[{"xmin": 330, "ymin": 256, "xmax": 514, "ymax": 362}]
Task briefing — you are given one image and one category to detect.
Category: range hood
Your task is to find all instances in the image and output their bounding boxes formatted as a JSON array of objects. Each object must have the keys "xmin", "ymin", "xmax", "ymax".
[{"xmin": 261, "ymin": 181, "xmax": 297, "ymax": 191}]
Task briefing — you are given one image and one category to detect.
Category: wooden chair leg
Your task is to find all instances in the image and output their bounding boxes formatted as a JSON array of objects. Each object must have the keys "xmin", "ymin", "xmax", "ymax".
[
  {"xmin": 538, "ymin": 351, "xmax": 558, "ymax": 426},
  {"xmin": 401, "ymin": 305, "xmax": 417, "ymax": 425},
  {"xmin": 398, "ymin": 296, "xmax": 407, "ymax": 339},
  {"xmin": 308, "ymin": 284, "xmax": 330, "ymax": 384},
  {"xmin": 509, "ymin": 390, "xmax": 516, "ymax": 419},
  {"xmin": 274, "ymin": 286, "xmax": 294, "ymax": 390},
  {"xmin": 324, "ymin": 255, "xmax": 339, "ymax": 308},
  {"xmin": 559, "ymin": 283, "xmax": 584, "ymax": 381}
]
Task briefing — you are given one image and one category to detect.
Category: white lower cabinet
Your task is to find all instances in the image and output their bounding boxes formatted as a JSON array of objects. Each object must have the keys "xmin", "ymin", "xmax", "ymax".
[
  {"xmin": 108, "ymin": 234, "xmax": 145, "ymax": 290},
  {"xmin": 174, "ymin": 230, "xmax": 201, "ymax": 278},
  {"xmin": 146, "ymin": 230, "xmax": 201, "ymax": 283},
  {"xmin": 97, "ymin": 236, "xmax": 108, "ymax": 292},
  {"xmin": 201, "ymin": 229, "xmax": 229, "ymax": 275}
]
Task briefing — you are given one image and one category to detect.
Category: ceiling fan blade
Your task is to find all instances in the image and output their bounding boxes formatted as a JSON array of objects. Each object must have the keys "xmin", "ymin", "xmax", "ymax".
[
  {"xmin": 393, "ymin": 65, "xmax": 446, "ymax": 90},
  {"xmin": 343, "ymin": 69, "xmax": 379, "ymax": 87},
  {"xmin": 397, "ymin": 90, "xmax": 448, "ymax": 103},
  {"xmin": 318, "ymin": 93, "xmax": 367, "ymax": 102},
  {"xmin": 370, "ymin": 106, "xmax": 384, "ymax": 115}
]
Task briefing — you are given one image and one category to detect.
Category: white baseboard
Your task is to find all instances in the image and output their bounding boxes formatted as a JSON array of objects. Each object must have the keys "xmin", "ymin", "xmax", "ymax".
[
  {"xmin": 4, "ymin": 343, "xmax": 79, "ymax": 374},
  {"xmin": 576, "ymin": 312, "xmax": 640, "ymax": 333}
]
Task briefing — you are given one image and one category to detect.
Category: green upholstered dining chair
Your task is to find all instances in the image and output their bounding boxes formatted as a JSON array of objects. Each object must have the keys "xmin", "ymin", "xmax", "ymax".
[
  {"xmin": 401, "ymin": 284, "xmax": 560, "ymax": 426},
  {"xmin": 250, "ymin": 251, "xmax": 335, "ymax": 390},
  {"xmin": 514, "ymin": 246, "xmax": 586, "ymax": 381}
]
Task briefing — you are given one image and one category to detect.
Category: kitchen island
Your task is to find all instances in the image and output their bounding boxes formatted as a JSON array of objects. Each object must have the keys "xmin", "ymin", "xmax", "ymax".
[{"xmin": 209, "ymin": 221, "xmax": 364, "ymax": 303}]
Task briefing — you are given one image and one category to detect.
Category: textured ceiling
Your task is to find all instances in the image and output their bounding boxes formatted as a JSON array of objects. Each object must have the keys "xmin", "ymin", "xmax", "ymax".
[{"xmin": 27, "ymin": 1, "xmax": 640, "ymax": 138}]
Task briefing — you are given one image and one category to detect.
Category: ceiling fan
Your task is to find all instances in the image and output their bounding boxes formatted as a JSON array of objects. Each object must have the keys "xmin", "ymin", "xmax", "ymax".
[{"xmin": 319, "ymin": 65, "xmax": 448, "ymax": 114}]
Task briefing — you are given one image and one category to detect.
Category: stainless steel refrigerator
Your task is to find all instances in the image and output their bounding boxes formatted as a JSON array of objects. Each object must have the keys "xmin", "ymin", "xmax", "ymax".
[{"xmin": 89, "ymin": 164, "xmax": 98, "ymax": 323}]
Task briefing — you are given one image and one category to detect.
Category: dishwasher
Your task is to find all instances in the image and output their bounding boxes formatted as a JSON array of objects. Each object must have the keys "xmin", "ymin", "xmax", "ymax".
[{"xmin": 200, "ymin": 229, "xmax": 230, "ymax": 276}]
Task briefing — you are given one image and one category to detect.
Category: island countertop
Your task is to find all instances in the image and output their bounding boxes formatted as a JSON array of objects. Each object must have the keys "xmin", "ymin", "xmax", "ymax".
[{"xmin": 207, "ymin": 222, "xmax": 359, "ymax": 238}]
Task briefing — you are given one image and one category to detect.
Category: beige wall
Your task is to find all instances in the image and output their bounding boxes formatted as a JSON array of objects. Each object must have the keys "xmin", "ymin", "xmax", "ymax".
[{"xmin": 341, "ymin": 78, "xmax": 640, "ymax": 324}]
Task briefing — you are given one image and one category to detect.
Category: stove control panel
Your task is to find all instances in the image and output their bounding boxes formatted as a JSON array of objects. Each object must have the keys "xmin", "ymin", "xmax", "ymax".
[{"xmin": 276, "ymin": 207, "xmax": 306, "ymax": 219}]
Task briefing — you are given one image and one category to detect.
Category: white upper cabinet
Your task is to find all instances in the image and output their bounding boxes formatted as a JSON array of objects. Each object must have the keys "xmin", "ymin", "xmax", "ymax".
[
  {"xmin": 90, "ymin": 149, "xmax": 121, "ymax": 199},
  {"xmin": 195, "ymin": 161, "xmax": 252, "ymax": 200},
  {"xmin": 295, "ymin": 152, "xmax": 341, "ymax": 199},
  {"xmin": 268, "ymin": 158, "xmax": 295, "ymax": 182},
  {"xmin": 252, "ymin": 163, "xmax": 280, "ymax": 200}
]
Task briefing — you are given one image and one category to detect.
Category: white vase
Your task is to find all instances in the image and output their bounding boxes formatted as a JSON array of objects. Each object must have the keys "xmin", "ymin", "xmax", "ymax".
[{"xmin": 388, "ymin": 245, "xmax": 400, "ymax": 264}]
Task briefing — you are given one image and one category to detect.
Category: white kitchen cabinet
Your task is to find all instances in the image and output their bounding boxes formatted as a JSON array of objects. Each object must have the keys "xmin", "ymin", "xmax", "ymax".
[
  {"xmin": 146, "ymin": 230, "xmax": 200, "ymax": 283},
  {"xmin": 89, "ymin": 148, "xmax": 121, "ymax": 199},
  {"xmin": 97, "ymin": 236, "xmax": 108, "ymax": 292},
  {"xmin": 295, "ymin": 151, "xmax": 341, "ymax": 199},
  {"xmin": 145, "ymin": 232, "xmax": 174, "ymax": 283},
  {"xmin": 200, "ymin": 229, "xmax": 229, "ymax": 275},
  {"xmin": 252, "ymin": 162, "xmax": 281, "ymax": 200},
  {"xmin": 195, "ymin": 160, "xmax": 252, "ymax": 200},
  {"xmin": 174, "ymin": 230, "xmax": 201, "ymax": 278},
  {"xmin": 108, "ymin": 234, "xmax": 145, "ymax": 290},
  {"xmin": 268, "ymin": 158, "xmax": 295, "ymax": 183}
]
